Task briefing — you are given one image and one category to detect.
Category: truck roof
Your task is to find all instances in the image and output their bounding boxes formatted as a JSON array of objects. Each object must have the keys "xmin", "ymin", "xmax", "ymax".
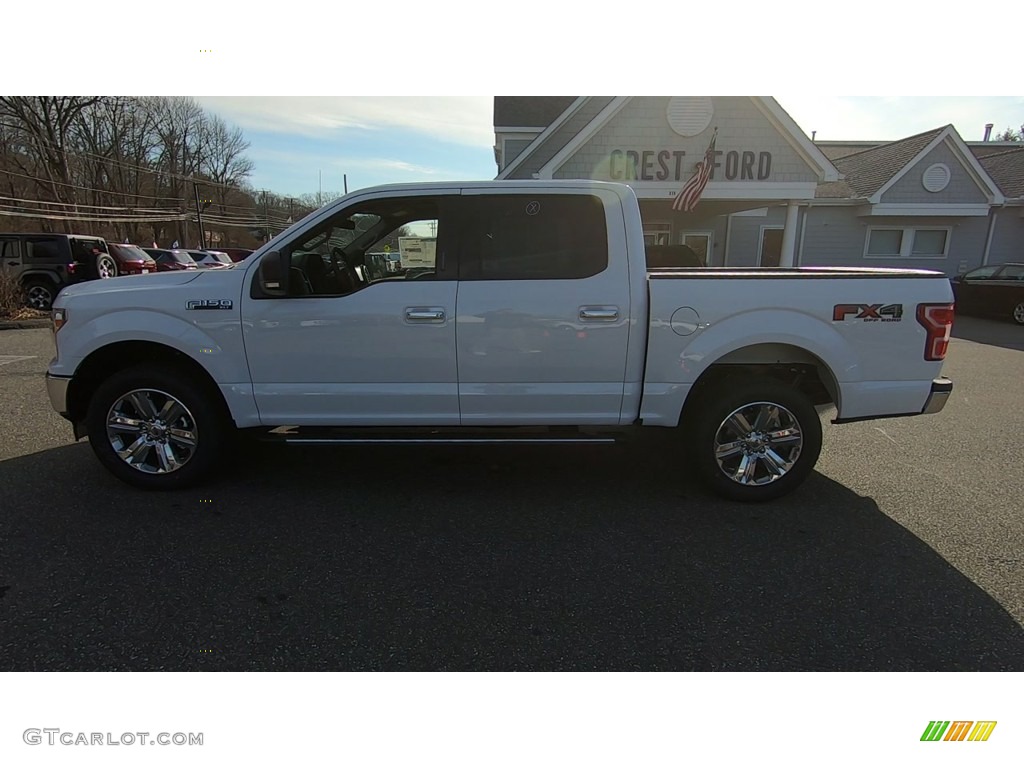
[{"xmin": 347, "ymin": 179, "xmax": 632, "ymax": 195}]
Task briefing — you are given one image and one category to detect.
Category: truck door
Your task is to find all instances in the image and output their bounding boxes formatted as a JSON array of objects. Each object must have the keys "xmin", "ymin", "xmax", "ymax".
[
  {"xmin": 241, "ymin": 192, "xmax": 461, "ymax": 426},
  {"xmin": 0, "ymin": 237, "xmax": 21, "ymax": 274},
  {"xmin": 455, "ymin": 189, "xmax": 631, "ymax": 425}
]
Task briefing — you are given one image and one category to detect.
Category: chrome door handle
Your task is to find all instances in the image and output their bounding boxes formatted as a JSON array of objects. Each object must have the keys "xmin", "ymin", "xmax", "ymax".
[
  {"xmin": 579, "ymin": 307, "xmax": 619, "ymax": 321},
  {"xmin": 405, "ymin": 308, "xmax": 446, "ymax": 323}
]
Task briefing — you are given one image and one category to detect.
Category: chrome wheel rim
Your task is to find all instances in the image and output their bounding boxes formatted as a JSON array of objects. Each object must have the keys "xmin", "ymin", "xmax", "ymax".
[
  {"xmin": 97, "ymin": 255, "xmax": 117, "ymax": 279},
  {"xmin": 1014, "ymin": 302, "xmax": 1024, "ymax": 324},
  {"xmin": 26, "ymin": 285, "xmax": 52, "ymax": 309},
  {"xmin": 714, "ymin": 401, "xmax": 803, "ymax": 486},
  {"xmin": 106, "ymin": 389, "xmax": 198, "ymax": 474}
]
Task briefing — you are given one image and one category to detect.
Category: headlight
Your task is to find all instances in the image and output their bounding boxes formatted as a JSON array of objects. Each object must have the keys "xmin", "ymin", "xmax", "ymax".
[{"xmin": 52, "ymin": 307, "xmax": 67, "ymax": 333}]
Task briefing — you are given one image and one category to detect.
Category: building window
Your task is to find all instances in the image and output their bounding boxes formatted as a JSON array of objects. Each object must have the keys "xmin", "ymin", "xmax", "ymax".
[
  {"xmin": 911, "ymin": 229, "xmax": 947, "ymax": 257},
  {"xmin": 864, "ymin": 227, "xmax": 950, "ymax": 259},
  {"xmin": 643, "ymin": 222, "xmax": 671, "ymax": 246},
  {"xmin": 866, "ymin": 229, "xmax": 903, "ymax": 257},
  {"xmin": 679, "ymin": 232, "xmax": 713, "ymax": 265}
]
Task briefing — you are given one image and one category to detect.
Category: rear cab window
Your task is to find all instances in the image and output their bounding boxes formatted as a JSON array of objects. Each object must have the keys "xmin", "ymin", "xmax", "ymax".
[{"xmin": 458, "ymin": 194, "xmax": 609, "ymax": 280}]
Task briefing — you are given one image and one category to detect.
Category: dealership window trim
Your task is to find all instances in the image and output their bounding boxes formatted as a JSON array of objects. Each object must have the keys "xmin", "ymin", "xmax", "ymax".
[{"xmin": 862, "ymin": 226, "xmax": 952, "ymax": 259}]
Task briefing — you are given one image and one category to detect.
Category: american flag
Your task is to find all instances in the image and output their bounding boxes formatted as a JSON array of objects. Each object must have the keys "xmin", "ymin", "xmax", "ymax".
[{"xmin": 672, "ymin": 128, "xmax": 718, "ymax": 212}]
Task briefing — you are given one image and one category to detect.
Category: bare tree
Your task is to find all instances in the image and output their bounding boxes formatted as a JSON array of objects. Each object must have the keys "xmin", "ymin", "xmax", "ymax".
[
  {"xmin": 0, "ymin": 96, "xmax": 101, "ymax": 231},
  {"xmin": 994, "ymin": 125, "xmax": 1023, "ymax": 142}
]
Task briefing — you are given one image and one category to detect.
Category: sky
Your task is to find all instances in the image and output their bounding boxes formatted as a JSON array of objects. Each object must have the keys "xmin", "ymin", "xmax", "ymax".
[
  {"xmin": 192, "ymin": 96, "xmax": 1024, "ymax": 199},
  {"xmin": 9, "ymin": 1, "xmax": 1023, "ymax": 200}
]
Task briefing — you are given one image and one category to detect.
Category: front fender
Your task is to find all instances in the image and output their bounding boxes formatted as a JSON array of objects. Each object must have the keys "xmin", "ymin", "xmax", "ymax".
[
  {"xmin": 63, "ymin": 309, "xmax": 244, "ymax": 381},
  {"xmin": 51, "ymin": 307, "xmax": 261, "ymax": 428}
]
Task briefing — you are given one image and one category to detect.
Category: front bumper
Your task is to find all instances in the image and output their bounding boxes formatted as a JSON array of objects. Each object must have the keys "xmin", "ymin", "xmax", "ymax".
[
  {"xmin": 46, "ymin": 373, "xmax": 71, "ymax": 415},
  {"xmin": 921, "ymin": 377, "xmax": 953, "ymax": 415}
]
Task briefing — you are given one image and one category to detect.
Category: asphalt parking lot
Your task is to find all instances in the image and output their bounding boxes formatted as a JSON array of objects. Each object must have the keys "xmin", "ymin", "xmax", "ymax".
[{"xmin": 1, "ymin": 317, "xmax": 1023, "ymax": 671}]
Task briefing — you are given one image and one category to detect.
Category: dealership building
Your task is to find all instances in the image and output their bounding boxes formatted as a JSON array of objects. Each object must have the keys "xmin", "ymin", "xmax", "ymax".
[{"xmin": 492, "ymin": 97, "xmax": 1024, "ymax": 274}]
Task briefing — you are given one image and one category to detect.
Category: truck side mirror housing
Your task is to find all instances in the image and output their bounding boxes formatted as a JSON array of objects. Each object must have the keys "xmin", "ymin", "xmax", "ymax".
[{"xmin": 258, "ymin": 251, "xmax": 286, "ymax": 296}]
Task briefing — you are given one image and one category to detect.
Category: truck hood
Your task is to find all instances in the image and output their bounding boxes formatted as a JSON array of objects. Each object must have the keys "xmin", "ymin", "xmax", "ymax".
[{"xmin": 57, "ymin": 270, "xmax": 213, "ymax": 301}]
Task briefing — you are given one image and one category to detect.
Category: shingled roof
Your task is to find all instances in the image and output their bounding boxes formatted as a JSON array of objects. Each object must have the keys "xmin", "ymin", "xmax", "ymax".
[
  {"xmin": 828, "ymin": 127, "xmax": 947, "ymax": 198},
  {"xmin": 493, "ymin": 97, "xmax": 577, "ymax": 128},
  {"xmin": 978, "ymin": 147, "xmax": 1024, "ymax": 198},
  {"xmin": 815, "ymin": 142, "xmax": 882, "ymax": 160}
]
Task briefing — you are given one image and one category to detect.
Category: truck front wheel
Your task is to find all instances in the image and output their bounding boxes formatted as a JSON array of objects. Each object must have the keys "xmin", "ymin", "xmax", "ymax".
[
  {"xmin": 85, "ymin": 365, "xmax": 228, "ymax": 490},
  {"xmin": 689, "ymin": 378, "xmax": 822, "ymax": 502}
]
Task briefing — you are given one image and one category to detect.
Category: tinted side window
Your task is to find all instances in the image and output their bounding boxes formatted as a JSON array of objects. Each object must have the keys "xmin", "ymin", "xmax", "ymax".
[
  {"xmin": 0, "ymin": 239, "xmax": 20, "ymax": 261},
  {"xmin": 461, "ymin": 194, "xmax": 608, "ymax": 280},
  {"xmin": 26, "ymin": 237, "xmax": 63, "ymax": 261}
]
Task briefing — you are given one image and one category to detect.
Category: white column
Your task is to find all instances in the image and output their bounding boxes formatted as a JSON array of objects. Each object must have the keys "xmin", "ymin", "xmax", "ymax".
[{"xmin": 779, "ymin": 202, "xmax": 800, "ymax": 267}]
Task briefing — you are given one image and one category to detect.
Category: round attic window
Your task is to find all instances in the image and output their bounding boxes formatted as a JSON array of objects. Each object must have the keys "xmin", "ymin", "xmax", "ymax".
[
  {"xmin": 922, "ymin": 163, "xmax": 951, "ymax": 193},
  {"xmin": 666, "ymin": 97, "xmax": 714, "ymax": 137}
]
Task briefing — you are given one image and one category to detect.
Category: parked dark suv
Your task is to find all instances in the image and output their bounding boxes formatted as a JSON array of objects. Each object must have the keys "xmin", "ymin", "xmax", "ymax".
[{"xmin": 0, "ymin": 233, "xmax": 114, "ymax": 310}]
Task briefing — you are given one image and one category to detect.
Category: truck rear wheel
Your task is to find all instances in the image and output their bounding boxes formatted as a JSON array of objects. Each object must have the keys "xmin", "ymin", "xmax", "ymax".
[
  {"xmin": 85, "ymin": 365, "xmax": 228, "ymax": 490},
  {"xmin": 688, "ymin": 378, "xmax": 822, "ymax": 502}
]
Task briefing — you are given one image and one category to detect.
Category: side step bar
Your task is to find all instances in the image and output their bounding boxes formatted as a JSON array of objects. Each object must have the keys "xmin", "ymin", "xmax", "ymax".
[{"xmin": 256, "ymin": 426, "xmax": 622, "ymax": 446}]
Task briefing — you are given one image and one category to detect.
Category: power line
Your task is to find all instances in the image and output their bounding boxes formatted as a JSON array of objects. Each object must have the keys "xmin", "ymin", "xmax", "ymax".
[
  {"xmin": 0, "ymin": 209, "xmax": 187, "ymax": 223},
  {"xmin": 0, "ymin": 194, "xmax": 182, "ymax": 214},
  {"xmin": 0, "ymin": 167, "xmax": 190, "ymax": 203}
]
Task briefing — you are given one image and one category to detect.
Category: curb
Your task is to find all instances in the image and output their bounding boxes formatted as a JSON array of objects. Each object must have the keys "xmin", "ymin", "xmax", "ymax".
[{"xmin": 0, "ymin": 318, "xmax": 51, "ymax": 330}]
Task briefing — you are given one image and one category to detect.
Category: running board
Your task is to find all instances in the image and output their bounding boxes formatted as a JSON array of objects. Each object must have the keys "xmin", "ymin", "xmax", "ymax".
[
  {"xmin": 256, "ymin": 426, "xmax": 622, "ymax": 446},
  {"xmin": 285, "ymin": 437, "xmax": 618, "ymax": 445}
]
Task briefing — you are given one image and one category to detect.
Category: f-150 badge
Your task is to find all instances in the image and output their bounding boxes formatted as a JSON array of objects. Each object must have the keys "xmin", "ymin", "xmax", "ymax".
[
  {"xmin": 832, "ymin": 303, "xmax": 903, "ymax": 322},
  {"xmin": 186, "ymin": 299, "xmax": 233, "ymax": 310}
]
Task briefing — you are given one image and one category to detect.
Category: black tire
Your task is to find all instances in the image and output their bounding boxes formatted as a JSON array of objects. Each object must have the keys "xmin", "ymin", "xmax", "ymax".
[
  {"xmin": 687, "ymin": 377, "xmax": 822, "ymax": 502},
  {"xmin": 95, "ymin": 252, "xmax": 119, "ymax": 279},
  {"xmin": 85, "ymin": 364, "xmax": 230, "ymax": 490},
  {"xmin": 1012, "ymin": 301, "xmax": 1024, "ymax": 326},
  {"xmin": 23, "ymin": 279, "xmax": 56, "ymax": 311}
]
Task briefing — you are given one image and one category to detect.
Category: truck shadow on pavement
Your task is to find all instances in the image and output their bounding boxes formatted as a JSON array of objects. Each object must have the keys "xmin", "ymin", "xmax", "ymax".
[
  {"xmin": 2, "ymin": 438, "xmax": 1023, "ymax": 672},
  {"xmin": 951, "ymin": 315, "xmax": 1024, "ymax": 352}
]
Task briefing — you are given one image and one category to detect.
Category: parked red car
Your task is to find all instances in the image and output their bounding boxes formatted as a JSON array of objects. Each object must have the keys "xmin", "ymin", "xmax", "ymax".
[
  {"xmin": 107, "ymin": 243, "xmax": 157, "ymax": 275},
  {"xmin": 144, "ymin": 248, "xmax": 199, "ymax": 272}
]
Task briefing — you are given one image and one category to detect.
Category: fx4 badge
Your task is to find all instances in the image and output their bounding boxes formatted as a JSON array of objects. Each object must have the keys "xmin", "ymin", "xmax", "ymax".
[
  {"xmin": 186, "ymin": 299, "xmax": 233, "ymax": 311},
  {"xmin": 833, "ymin": 303, "xmax": 903, "ymax": 322}
]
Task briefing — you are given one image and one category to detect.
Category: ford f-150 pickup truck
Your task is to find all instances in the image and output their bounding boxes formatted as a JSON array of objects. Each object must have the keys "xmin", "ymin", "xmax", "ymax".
[{"xmin": 45, "ymin": 181, "xmax": 955, "ymax": 501}]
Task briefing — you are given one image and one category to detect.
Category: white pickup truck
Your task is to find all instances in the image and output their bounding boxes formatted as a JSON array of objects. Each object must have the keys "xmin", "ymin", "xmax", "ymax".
[{"xmin": 45, "ymin": 181, "xmax": 955, "ymax": 501}]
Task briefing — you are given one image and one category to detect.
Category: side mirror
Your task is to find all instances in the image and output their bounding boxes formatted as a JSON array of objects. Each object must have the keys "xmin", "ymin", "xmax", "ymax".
[{"xmin": 258, "ymin": 251, "xmax": 286, "ymax": 296}]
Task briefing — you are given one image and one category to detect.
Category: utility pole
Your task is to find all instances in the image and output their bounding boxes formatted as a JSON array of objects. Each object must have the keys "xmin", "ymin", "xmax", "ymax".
[
  {"xmin": 343, "ymin": 174, "xmax": 348, "ymax": 194},
  {"xmin": 193, "ymin": 180, "xmax": 209, "ymax": 250},
  {"xmin": 262, "ymin": 190, "xmax": 270, "ymax": 241},
  {"xmin": 318, "ymin": 170, "xmax": 322, "ymax": 207}
]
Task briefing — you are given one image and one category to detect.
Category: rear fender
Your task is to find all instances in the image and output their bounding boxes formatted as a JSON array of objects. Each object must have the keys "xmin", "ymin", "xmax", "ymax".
[{"xmin": 641, "ymin": 308, "xmax": 856, "ymax": 426}]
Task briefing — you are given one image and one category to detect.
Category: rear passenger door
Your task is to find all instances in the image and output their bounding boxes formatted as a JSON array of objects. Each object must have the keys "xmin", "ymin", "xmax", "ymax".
[
  {"xmin": 0, "ymin": 237, "xmax": 21, "ymax": 275},
  {"xmin": 455, "ymin": 188, "xmax": 632, "ymax": 425}
]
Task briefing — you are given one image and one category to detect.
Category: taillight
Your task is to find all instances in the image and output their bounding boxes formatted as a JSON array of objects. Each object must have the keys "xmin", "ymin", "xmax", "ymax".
[
  {"xmin": 916, "ymin": 303, "xmax": 954, "ymax": 361},
  {"xmin": 66, "ymin": 262, "xmax": 76, "ymax": 275}
]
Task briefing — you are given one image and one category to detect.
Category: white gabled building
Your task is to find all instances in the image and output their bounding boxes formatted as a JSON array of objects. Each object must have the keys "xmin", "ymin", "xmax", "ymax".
[{"xmin": 493, "ymin": 97, "xmax": 1024, "ymax": 274}]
